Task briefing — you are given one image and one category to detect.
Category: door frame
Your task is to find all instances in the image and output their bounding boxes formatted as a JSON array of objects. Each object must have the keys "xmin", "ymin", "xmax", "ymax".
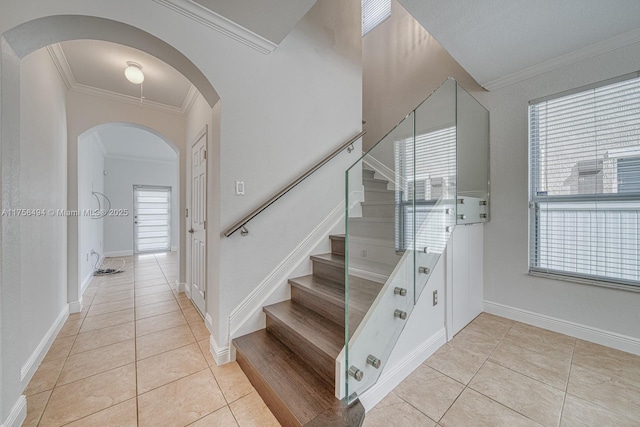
[
  {"xmin": 133, "ymin": 184, "xmax": 173, "ymax": 254},
  {"xmin": 186, "ymin": 125, "xmax": 208, "ymax": 316}
]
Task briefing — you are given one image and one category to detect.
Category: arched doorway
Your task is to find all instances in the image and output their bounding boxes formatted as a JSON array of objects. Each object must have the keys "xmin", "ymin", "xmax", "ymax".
[
  {"xmin": 0, "ymin": 16, "xmax": 219, "ymax": 425},
  {"xmin": 77, "ymin": 122, "xmax": 180, "ymax": 296}
]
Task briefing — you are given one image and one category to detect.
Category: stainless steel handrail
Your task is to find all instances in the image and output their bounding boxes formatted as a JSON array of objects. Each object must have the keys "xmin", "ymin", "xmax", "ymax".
[{"xmin": 223, "ymin": 130, "xmax": 366, "ymax": 237}]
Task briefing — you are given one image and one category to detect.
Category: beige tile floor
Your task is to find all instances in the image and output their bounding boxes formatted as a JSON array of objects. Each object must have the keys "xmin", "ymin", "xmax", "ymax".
[
  {"xmin": 23, "ymin": 253, "xmax": 280, "ymax": 427},
  {"xmin": 365, "ymin": 313, "xmax": 640, "ymax": 427},
  {"xmin": 23, "ymin": 254, "xmax": 640, "ymax": 427}
]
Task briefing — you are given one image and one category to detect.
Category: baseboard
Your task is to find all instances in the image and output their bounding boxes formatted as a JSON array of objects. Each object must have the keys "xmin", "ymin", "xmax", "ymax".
[
  {"xmin": 21, "ymin": 304, "xmax": 69, "ymax": 387},
  {"xmin": 69, "ymin": 298, "xmax": 83, "ymax": 314},
  {"xmin": 359, "ymin": 328, "xmax": 447, "ymax": 411},
  {"xmin": 1, "ymin": 395, "xmax": 26, "ymax": 427},
  {"xmin": 171, "ymin": 246, "xmax": 178, "ymax": 252},
  {"xmin": 228, "ymin": 200, "xmax": 346, "ymax": 340},
  {"xmin": 484, "ymin": 300, "xmax": 640, "ymax": 356},
  {"xmin": 210, "ymin": 334, "xmax": 230, "ymax": 366},
  {"xmin": 80, "ymin": 270, "xmax": 94, "ymax": 295},
  {"xmin": 205, "ymin": 313, "xmax": 214, "ymax": 335},
  {"xmin": 103, "ymin": 250, "xmax": 133, "ymax": 257},
  {"xmin": 184, "ymin": 282, "xmax": 192, "ymax": 298}
]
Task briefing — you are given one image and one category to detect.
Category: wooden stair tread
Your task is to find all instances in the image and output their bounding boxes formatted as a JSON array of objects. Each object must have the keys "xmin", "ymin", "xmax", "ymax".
[
  {"xmin": 264, "ymin": 300, "xmax": 343, "ymax": 360},
  {"xmin": 289, "ymin": 274, "xmax": 382, "ymax": 327},
  {"xmin": 234, "ymin": 329, "xmax": 337, "ymax": 426}
]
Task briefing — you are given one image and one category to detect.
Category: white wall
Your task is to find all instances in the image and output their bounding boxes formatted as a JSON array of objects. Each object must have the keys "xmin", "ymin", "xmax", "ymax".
[
  {"xmin": 362, "ymin": 0, "xmax": 483, "ymax": 151},
  {"xmin": 0, "ymin": 35, "xmax": 22, "ymax": 426},
  {"xmin": 103, "ymin": 156, "xmax": 178, "ymax": 255},
  {"xmin": 216, "ymin": 0, "xmax": 362, "ymax": 350},
  {"xmin": 16, "ymin": 49, "xmax": 68, "ymax": 422},
  {"xmin": 476, "ymin": 41, "xmax": 640, "ymax": 344},
  {"xmin": 66, "ymin": 91, "xmax": 187, "ymax": 307},
  {"xmin": 19, "ymin": 47, "xmax": 68, "ymax": 371},
  {"xmin": 77, "ymin": 132, "xmax": 104, "ymax": 289}
]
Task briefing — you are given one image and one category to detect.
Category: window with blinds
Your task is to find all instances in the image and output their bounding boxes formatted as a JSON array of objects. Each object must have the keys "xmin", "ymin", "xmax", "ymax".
[
  {"xmin": 529, "ymin": 73, "xmax": 640, "ymax": 287},
  {"xmin": 395, "ymin": 126, "xmax": 457, "ymax": 251},
  {"xmin": 362, "ymin": 0, "xmax": 391, "ymax": 36},
  {"xmin": 134, "ymin": 186, "xmax": 172, "ymax": 253}
]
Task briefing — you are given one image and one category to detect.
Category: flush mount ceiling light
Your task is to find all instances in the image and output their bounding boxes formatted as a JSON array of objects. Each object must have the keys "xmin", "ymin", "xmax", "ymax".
[{"xmin": 124, "ymin": 61, "xmax": 144, "ymax": 84}]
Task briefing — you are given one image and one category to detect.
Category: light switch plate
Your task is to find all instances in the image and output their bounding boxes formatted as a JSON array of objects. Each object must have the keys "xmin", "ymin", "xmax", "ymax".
[{"xmin": 235, "ymin": 181, "xmax": 245, "ymax": 196}]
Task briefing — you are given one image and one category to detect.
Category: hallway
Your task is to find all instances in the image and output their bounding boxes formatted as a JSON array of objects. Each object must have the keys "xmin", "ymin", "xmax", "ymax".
[{"xmin": 22, "ymin": 253, "xmax": 279, "ymax": 426}]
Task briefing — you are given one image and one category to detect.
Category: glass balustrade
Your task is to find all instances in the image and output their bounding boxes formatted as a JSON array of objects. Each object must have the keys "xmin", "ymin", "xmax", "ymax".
[{"xmin": 343, "ymin": 78, "xmax": 488, "ymax": 402}]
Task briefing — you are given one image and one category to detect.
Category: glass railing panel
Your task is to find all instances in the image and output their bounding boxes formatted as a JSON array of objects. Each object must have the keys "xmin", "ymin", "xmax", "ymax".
[
  {"xmin": 343, "ymin": 78, "xmax": 489, "ymax": 402},
  {"xmin": 412, "ymin": 79, "xmax": 457, "ymax": 301},
  {"xmin": 456, "ymin": 83, "xmax": 490, "ymax": 224},
  {"xmin": 345, "ymin": 111, "xmax": 415, "ymax": 403}
]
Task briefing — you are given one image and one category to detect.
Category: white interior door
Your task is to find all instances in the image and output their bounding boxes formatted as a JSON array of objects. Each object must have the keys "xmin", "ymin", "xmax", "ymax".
[
  {"xmin": 134, "ymin": 186, "xmax": 172, "ymax": 253},
  {"xmin": 189, "ymin": 132, "xmax": 207, "ymax": 316}
]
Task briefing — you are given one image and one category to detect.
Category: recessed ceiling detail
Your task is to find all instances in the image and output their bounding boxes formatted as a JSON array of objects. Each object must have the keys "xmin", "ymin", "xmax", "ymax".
[
  {"xmin": 399, "ymin": 0, "xmax": 640, "ymax": 91},
  {"xmin": 47, "ymin": 40, "xmax": 198, "ymax": 115}
]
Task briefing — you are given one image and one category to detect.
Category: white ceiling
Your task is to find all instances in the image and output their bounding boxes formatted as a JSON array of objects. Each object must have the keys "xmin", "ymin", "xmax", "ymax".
[
  {"xmin": 55, "ymin": 40, "xmax": 195, "ymax": 111},
  {"xmin": 399, "ymin": 0, "xmax": 640, "ymax": 90},
  {"xmin": 190, "ymin": 0, "xmax": 316, "ymax": 44},
  {"xmin": 95, "ymin": 125, "xmax": 178, "ymax": 163}
]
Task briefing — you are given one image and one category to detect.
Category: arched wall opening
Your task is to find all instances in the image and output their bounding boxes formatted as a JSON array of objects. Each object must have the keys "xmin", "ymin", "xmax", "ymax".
[
  {"xmin": 77, "ymin": 122, "xmax": 180, "ymax": 295},
  {"xmin": 0, "ymin": 15, "xmax": 220, "ymax": 423},
  {"xmin": 1, "ymin": 14, "xmax": 220, "ymax": 308}
]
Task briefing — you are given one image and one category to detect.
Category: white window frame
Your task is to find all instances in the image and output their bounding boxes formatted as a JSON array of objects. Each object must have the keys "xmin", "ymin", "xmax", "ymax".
[
  {"xmin": 528, "ymin": 72, "xmax": 640, "ymax": 291},
  {"xmin": 362, "ymin": 0, "xmax": 391, "ymax": 36}
]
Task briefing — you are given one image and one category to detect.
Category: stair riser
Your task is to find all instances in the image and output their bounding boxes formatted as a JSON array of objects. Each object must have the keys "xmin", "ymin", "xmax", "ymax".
[
  {"xmin": 312, "ymin": 260, "xmax": 345, "ymax": 283},
  {"xmin": 362, "ymin": 203, "xmax": 395, "ymax": 218},
  {"xmin": 347, "ymin": 221, "xmax": 395, "ymax": 240},
  {"xmin": 291, "ymin": 286, "xmax": 345, "ymax": 328},
  {"xmin": 363, "ymin": 179, "xmax": 388, "ymax": 191},
  {"xmin": 266, "ymin": 317, "xmax": 335, "ymax": 387},
  {"xmin": 235, "ymin": 347, "xmax": 303, "ymax": 427},
  {"xmin": 364, "ymin": 190, "xmax": 395, "ymax": 202},
  {"xmin": 330, "ymin": 238, "xmax": 345, "ymax": 257}
]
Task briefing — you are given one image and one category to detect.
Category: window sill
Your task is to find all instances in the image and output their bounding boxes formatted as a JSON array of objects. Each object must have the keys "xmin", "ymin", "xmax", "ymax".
[{"xmin": 528, "ymin": 270, "xmax": 640, "ymax": 294}]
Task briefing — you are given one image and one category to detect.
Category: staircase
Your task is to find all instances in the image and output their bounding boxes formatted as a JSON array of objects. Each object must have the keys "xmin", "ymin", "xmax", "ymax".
[{"xmin": 233, "ymin": 169, "xmax": 390, "ymax": 427}]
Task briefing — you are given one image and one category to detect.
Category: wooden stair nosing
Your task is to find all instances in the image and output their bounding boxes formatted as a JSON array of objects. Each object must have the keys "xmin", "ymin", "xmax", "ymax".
[
  {"xmin": 310, "ymin": 253, "xmax": 345, "ymax": 268},
  {"xmin": 234, "ymin": 329, "xmax": 335, "ymax": 427}
]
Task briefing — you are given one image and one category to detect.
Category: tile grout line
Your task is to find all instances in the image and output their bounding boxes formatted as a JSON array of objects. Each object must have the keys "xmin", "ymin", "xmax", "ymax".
[
  {"xmin": 134, "ymin": 256, "xmax": 140, "ymax": 427},
  {"xmin": 436, "ymin": 319, "xmax": 516, "ymax": 424},
  {"xmin": 463, "ymin": 322, "xmax": 553, "ymax": 426},
  {"xmin": 557, "ymin": 340, "xmax": 576, "ymax": 427},
  {"xmin": 36, "ymin": 264, "xmax": 115, "ymax": 426}
]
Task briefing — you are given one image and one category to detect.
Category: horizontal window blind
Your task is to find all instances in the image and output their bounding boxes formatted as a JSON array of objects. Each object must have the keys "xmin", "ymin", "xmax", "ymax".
[
  {"xmin": 529, "ymin": 75, "xmax": 640, "ymax": 286},
  {"xmin": 395, "ymin": 126, "xmax": 456, "ymax": 252},
  {"xmin": 135, "ymin": 186, "xmax": 171, "ymax": 253},
  {"xmin": 362, "ymin": 0, "xmax": 391, "ymax": 36}
]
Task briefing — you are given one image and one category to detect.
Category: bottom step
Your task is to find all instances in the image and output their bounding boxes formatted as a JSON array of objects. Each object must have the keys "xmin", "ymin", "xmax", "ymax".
[{"xmin": 234, "ymin": 329, "xmax": 364, "ymax": 427}]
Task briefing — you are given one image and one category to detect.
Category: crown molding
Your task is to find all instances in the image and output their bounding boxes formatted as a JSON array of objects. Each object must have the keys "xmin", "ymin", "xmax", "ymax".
[
  {"xmin": 71, "ymin": 83, "xmax": 186, "ymax": 115},
  {"xmin": 181, "ymin": 85, "xmax": 199, "ymax": 116},
  {"xmin": 152, "ymin": 0, "xmax": 277, "ymax": 54},
  {"xmin": 46, "ymin": 44, "xmax": 76, "ymax": 89},
  {"xmin": 482, "ymin": 27, "xmax": 640, "ymax": 91},
  {"xmin": 47, "ymin": 43, "xmax": 196, "ymax": 116}
]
